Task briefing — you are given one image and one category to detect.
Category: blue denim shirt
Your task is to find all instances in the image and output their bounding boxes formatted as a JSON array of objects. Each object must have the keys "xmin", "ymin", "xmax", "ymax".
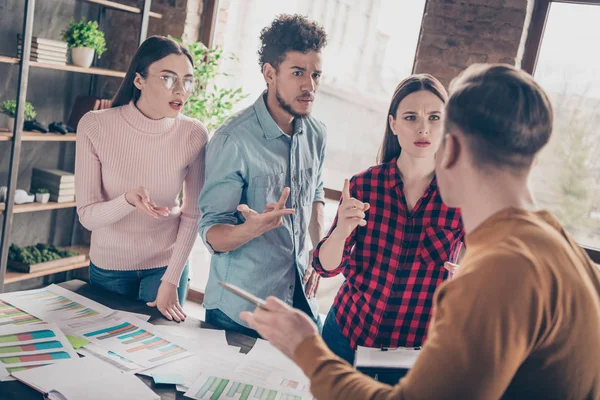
[{"xmin": 199, "ymin": 93, "xmax": 326, "ymax": 326}]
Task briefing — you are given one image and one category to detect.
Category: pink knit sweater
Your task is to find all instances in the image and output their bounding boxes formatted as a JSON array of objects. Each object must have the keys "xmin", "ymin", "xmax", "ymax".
[{"xmin": 75, "ymin": 102, "xmax": 207, "ymax": 286}]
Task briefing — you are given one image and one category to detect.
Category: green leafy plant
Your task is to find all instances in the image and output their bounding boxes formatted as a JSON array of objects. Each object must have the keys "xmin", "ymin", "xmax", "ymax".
[
  {"xmin": 8, "ymin": 243, "xmax": 79, "ymax": 265},
  {"xmin": 172, "ymin": 37, "xmax": 247, "ymax": 133},
  {"xmin": 62, "ymin": 18, "xmax": 107, "ymax": 58},
  {"xmin": 0, "ymin": 100, "xmax": 36, "ymax": 120},
  {"xmin": 36, "ymin": 188, "xmax": 49, "ymax": 194}
]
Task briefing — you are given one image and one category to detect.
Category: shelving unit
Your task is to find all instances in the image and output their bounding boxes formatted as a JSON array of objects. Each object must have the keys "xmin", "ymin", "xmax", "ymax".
[
  {"xmin": 0, "ymin": 0, "xmax": 155, "ymax": 292},
  {"xmin": 0, "ymin": 202, "xmax": 77, "ymax": 214},
  {"xmin": 0, "ymin": 56, "xmax": 126, "ymax": 77},
  {"xmin": 0, "ymin": 130, "xmax": 77, "ymax": 142},
  {"xmin": 4, "ymin": 245, "xmax": 90, "ymax": 284}
]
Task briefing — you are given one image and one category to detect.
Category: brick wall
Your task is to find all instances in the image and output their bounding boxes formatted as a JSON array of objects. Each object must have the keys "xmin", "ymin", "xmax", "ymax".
[
  {"xmin": 96, "ymin": 0, "xmax": 204, "ymax": 98},
  {"xmin": 413, "ymin": 0, "xmax": 532, "ymax": 88}
]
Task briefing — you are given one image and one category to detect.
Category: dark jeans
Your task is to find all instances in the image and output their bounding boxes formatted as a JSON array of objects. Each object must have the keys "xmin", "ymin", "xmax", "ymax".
[
  {"xmin": 322, "ymin": 307, "xmax": 355, "ymax": 365},
  {"xmin": 207, "ymin": 272, "xmax": 323, "ymax": 337},
  {"xmin": 89, "ymin": 261, "xmax": 189, "ymax": 305}
]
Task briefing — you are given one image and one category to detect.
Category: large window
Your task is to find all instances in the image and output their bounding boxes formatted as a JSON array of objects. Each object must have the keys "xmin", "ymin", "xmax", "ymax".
[
  {"xmin": 188, "ymin": 0, "xmax": 426, "ymax": 292},
  {"xmin": 214, "ymin": 0, "xmax": 426, "ymax": 191},
  {"xmin": 527, "ymin": 1, "xmax": 600, "ymax": 251}
]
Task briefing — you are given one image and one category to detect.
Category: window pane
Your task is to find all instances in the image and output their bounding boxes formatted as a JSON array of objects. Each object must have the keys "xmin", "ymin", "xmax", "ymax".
[
  {"xmin": 215, "ymin": 0, "xmax": 426, "ymax": 190},
  {"xmin": 530, "ymin": 2, "xmax": 600, "ymax": 249}
]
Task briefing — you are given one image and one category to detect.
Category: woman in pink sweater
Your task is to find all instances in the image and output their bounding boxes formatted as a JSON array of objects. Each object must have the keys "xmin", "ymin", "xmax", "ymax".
[{"xmin": 75, "ymin": 36, "xmax": 208, "ymax": 322}]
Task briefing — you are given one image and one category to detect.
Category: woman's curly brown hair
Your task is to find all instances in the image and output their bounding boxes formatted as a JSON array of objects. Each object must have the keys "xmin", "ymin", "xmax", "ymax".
[{"xmin": 258, "ymin": 14, "xmax": 328, "ymax": 71}]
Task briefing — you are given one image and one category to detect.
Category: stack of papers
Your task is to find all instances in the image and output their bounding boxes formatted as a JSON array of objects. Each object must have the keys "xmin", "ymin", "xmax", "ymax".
[{"xmin": 184, "ymin": 339, "xmax": 313, "ymax": 400}]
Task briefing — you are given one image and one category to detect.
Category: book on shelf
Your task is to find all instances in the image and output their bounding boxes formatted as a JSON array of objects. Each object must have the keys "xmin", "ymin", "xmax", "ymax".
[
  {"xmin": 31, "ymin": 168, "xmax": 75, "ymax": 184},
  {"xmin": 17, "ymin": 49, "xmax": 67, "ymax": 63},
  {"xmin": 17, "ymin": 44, "xmax": 68, "ymax": 56},
  {"xmin": 30, "ymin": 183, "xmax": 75, "ymax": 197},
  {"xmin": 30, "ymin": 176, "xmax": 75, "ymax": 191},
  {"xmin": 49, "ymin": 194, "xmax": 75, "ymax": 203},
  {"xmin": 17, "ymin": 34, "xmax": 68, "ymax": 49},
  {"xmin": 16, "ymin": 55, "xmax": 66, "ymax": 66}
]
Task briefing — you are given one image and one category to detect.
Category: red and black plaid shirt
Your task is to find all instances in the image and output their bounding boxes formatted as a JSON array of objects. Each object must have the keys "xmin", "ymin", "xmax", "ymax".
[{"xmin": 313, "ymin": 159, "xmax": 464, "ymax": 350}]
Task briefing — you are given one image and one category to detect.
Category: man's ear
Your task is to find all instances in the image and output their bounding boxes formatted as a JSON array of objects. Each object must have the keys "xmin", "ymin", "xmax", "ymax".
[
  {"xmin": 263, "ymin": 63, "xmax": 276, "ymax": 86},
  {"xmin": 440, "ymin": 133, "xmax": 461, "ymax": 170},
  {"xmin": 133, "ymin": 72, "xmax": 145, "ymax": 91}
]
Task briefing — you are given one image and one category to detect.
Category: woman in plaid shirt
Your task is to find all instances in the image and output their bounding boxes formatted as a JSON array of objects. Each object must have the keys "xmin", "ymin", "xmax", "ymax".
[{"xmin": 312, "ymin": 74, "xmax": 464, "ymax": 365}]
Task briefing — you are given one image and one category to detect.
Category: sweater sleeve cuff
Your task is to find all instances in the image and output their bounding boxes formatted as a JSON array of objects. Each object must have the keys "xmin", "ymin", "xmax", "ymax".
[{"xmin": 294, "ymin": 334, "xmax": 341, "ymax": 377}]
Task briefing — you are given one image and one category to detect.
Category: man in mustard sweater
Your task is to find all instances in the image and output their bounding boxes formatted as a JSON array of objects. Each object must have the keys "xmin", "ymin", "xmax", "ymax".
[{"xmin": 240, "ymin": 63, "xmax": 600, "ymax": 399}]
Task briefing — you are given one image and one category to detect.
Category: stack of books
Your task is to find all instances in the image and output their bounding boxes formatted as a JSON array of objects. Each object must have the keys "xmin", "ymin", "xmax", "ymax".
[
  {"xmin": 30, "ymin": 168, "xmax": 75, "ymax": 203},
  {"xmin": 17, "ymin": 35, "xmax": 68, "ymax": 66}
]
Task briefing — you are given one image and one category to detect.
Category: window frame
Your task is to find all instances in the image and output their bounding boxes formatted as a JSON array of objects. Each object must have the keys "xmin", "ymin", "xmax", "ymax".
[
  {"xmin": 522, "ymin": 0, "xmax": 600, "ymax": 262},
  {"xmin": 324, "ymin": 0, "xmax": 600, "ymax": 263}
]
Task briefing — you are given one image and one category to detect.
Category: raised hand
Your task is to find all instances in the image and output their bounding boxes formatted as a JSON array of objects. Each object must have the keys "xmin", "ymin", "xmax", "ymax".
[
  {"xmin": 238, "ymin": 187, "xmax": 295, "ymax": 237},
  {"xmin": 331, "ymin": 179, "xmax": 370, "ymax": 240},
  {"xmin": 125, "ymin": 186, "xmax": 170, "ymax": 219}
]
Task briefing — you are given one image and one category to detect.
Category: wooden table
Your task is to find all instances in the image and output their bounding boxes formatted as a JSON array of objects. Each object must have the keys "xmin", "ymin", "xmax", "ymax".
[{"xmin": 0, "ymin": 279, "xmax": 257, "ymax": 400}]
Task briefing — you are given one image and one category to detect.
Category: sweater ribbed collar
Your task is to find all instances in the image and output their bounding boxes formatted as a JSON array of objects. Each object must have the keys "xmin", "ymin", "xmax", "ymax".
[{"xmin": 120, "ymin": 101, "xmax": 177, "ymax": 134}]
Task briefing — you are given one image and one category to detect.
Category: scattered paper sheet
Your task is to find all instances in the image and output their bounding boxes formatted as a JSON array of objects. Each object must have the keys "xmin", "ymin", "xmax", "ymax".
[
  {"xmin": 0, "ymin": 284, "xmax": 113, "ymax": 323},
  {"xmin": 0, "ymin": 323, "xmax": 79, "ymax": 380},
  {"xmin": 355, "ymin": 346, "xmax": 421, "ymax": 369},
  {"xmin": 70, "ymin": 316, "xmax": 193, "ymax": 368},
  {"xmin": 12, "ymin": 356, "xmax": 159, "ymax": 400}
]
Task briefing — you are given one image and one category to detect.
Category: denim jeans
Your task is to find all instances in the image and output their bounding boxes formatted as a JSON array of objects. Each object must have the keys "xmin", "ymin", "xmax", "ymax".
[
  {"xmin": 89, "ymin": 261, "xmax": 189, "ymax": 305},
  {"xmin": 207, "ymin": 272, "xmax": 323, "ymax": 337},
  {"xmin": 322, "ymin": 307, "xmax": 355, "ymax": 365}
]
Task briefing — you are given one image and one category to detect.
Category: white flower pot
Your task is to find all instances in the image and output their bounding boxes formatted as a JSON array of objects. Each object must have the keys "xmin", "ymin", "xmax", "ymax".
[
  {"xmin": 7, "ymin": 117, "xmax": 14, "ymax": 130},
  {"xmin": 35, "ymin": 193, "xmax": 50, "ymax": 204},
  {"xmin": 71, "ymin": 47, "xmax": 95, "ymax": 68}
]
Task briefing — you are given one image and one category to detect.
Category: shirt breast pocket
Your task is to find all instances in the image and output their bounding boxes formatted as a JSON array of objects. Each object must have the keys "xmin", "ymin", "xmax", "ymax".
[
  {"xmin": 298, "ymin": 167, "xmax": 315, "ymax": 205},
  {"xmin": 420, "ymin": 225, "xmax": 462, "ymax": 267},
  {"xmin": 251, "ymin": 172, "xmax": 287, "ymax": 212}
]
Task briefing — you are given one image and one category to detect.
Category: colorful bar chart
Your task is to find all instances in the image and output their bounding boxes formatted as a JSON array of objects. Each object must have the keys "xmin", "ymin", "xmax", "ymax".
[
  {"xmin": 0, "ymin": 329, "xmax": 55, "ymax": 344},
  {"xmin": 6, "ymin": 363, "xmax": 50, "ymax": 373},
  {"xmin": 74, "ymin": 317, "xmax": 192, "ymax": 368},
  {"xmin": 186, "ymin": 374, "xmax": 312, "ymax": 400},
  {"xmin": 0, "ymin": 324, "xmax": 78, "ymax": 379},
  {"xmin": 0, "ymin": 284, "xmax": 113, "ymax": 323},
  {"xmin": 0, "ymin": 340, "xmax": 63, "ymax": 354},
  {"xmin": 0, "ymin": 350, "xmax": 71, "ymax": 364},
  {"xmin": 0, "ymin": 301, "xmax": 40, "ymax": 327}
]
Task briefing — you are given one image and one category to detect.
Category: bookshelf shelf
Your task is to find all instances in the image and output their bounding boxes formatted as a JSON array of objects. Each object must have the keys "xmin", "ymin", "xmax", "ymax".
[
  {"xmin": 4, "ymin": 246, "xmax": 90, "ymax": 284},
  {"xmin": 0, "ymin": 130, "xmax": 77, "ymax": 142},
  {"xmin": 81, "ymin": 0, "xmax": 162, "ymax": 19},
  {"xmin": 0, "ymin": 0, "xmax": 166, "ymax": 291},
  {"xmin": 0, "ymin": 55, "xmax": 126, "ymax": 77},
  {"xmin": 0, "ymin": 202, "xmax": 76, "ymax": 215}
]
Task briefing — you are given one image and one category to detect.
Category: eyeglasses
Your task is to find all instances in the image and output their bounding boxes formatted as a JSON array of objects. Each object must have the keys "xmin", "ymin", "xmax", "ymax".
[{"xmin": 141, "ymin": 72, "xmax": 199, "ymax": 94}]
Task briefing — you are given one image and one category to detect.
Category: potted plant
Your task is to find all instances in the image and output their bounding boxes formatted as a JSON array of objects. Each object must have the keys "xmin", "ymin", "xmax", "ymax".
[
  {"xmin": 35, "ymin": 188, "xmax": 50, "ymax": 204},
  {"xmin": 170, "ymin": 37, "xmax": 247, "ymax": 133},
  {"xmin": 0, "ymin": 100, "xmax": 36, "ymax": 129},
  {"xmin": 62, "ymin": 18, "xmax": 106, "ymax": 68}
]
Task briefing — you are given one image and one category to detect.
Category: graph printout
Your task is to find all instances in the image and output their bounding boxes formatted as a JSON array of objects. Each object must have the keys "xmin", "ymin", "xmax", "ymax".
[
  {"xmin": 0, "ymin": 323, "xmax": 79, "ymax": 379},
  {"xmin": 0, "ymin": 300, "xmax": 41, "ymax": 327},
  {"xmin": 0, "ymin": 285, "xmax": 114, "ymax": 323},
  {"xmin": 72, "ymin": 317, "xmax": 193, "ymax": 368},
  {"xmin": 185, "ymin": 373, "xmax": 313, "ymax": 400}
]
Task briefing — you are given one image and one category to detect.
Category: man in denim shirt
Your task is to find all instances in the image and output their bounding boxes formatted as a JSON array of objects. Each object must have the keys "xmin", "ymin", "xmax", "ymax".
[{"xmin": 199, "ymin": 15, "xmax": 328, "ymax": 336}]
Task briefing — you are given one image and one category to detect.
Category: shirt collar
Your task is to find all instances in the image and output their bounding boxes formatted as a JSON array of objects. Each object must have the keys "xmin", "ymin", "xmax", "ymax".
[
  {"xmin": 253, "ymin": 91, "xmax": 305, "ymax": 140},
  {"xmin": 385, "ymin": 157, "xmax": 438, "ymax": 195}
]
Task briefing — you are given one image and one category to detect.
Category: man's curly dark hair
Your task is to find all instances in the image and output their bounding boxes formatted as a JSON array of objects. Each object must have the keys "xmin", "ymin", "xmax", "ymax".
[{"xmin": 258, "ymin": 14, "xmax": 328, "ymax": 71}]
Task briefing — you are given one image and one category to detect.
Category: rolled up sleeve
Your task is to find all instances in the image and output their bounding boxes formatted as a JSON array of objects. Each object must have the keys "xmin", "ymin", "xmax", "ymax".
[{"xmin": 198, "ymin": 133, "xmax": 247, "ymax": 254}]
